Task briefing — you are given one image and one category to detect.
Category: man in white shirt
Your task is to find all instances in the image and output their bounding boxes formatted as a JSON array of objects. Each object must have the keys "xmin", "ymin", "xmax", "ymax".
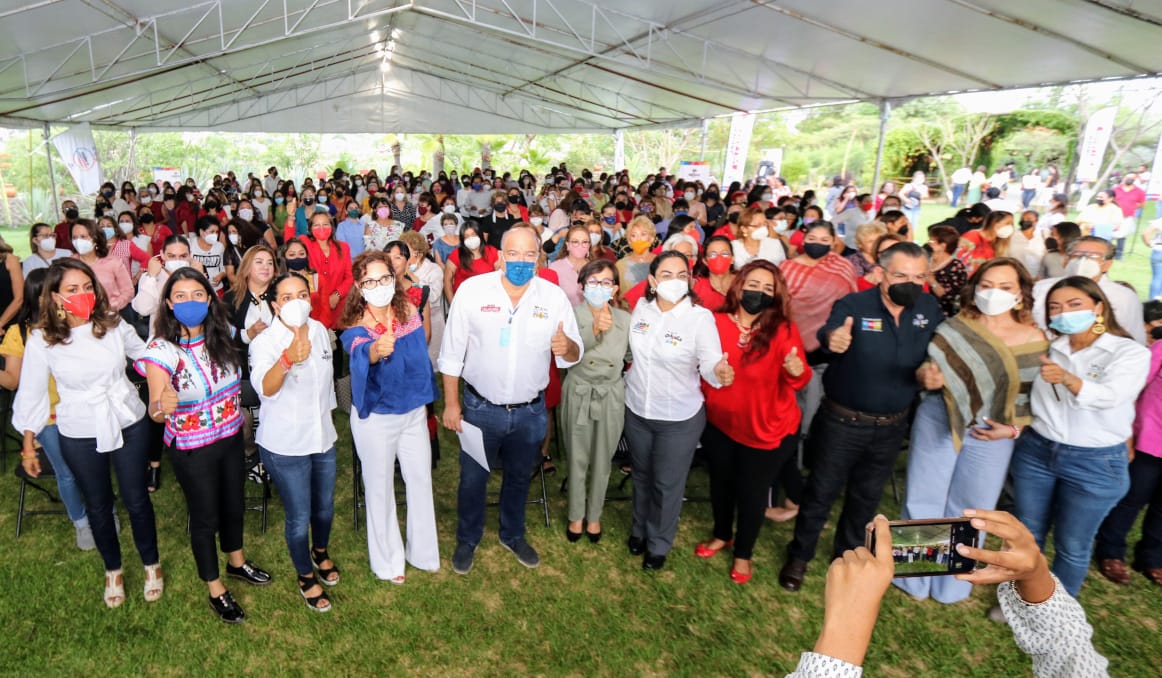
[
  {"xmin": 460, "ymin": 176, "xmax": 492, "ymax": 219},
  {"xmin": 1076, "ymin": 191, "xmax": 1124, "ymax": 243},
  {"xmin": 263, "ymin": 167, "xmax": 279, "ymax": 197},
  {"xmin": 438, "ymin": 226, "xmax": 583, "ymax": 575},
  {"xmin": 950, "ymin": 166, "xmax": 972, "ymax": 207},
  {"xmin": 1031, "ymin": 236, "xmax": 1146, "ymax": 344}
]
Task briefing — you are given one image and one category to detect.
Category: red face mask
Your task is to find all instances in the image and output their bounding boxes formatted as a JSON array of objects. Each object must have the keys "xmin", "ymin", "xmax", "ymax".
[
  {"xmin": 706, "ymin": 255, "xmax": 733, "ymax": 275},
  {"xmin": 312, "ymin": 226, "xmax": 332, "ymax": 241},
  {"xmin": 60, "ymin": 291, "xmax": 96, "ymax": 320}
]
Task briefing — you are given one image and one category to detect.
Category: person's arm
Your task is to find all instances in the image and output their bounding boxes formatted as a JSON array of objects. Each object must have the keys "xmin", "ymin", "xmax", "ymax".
[
  {"xmin": 780, "ymin": 324, "xmax": 813, "ymax": 390},
  {"xmin": 104, "ymin": 258, "xmax": 135, "ymax": 310},
  {"xmin": 12, "ymin": 332, "xmax": 51, "ymax": 472},
  {"xmin": 443, "ymin": 259, "xmax": 457, "ymax": 302},
  {"xmin": 817, "ymin": 296, "xmax": 854, "ymax": 356},
  {"xmin": 1040, "ymin": 343, "xmax": 1149, "ymax": 408},
  {"xmin": 143, "ymin": 363, "xmax": 178, "ymax": 424},
  {"xmin": 421, "ymin": 296, "xmax": 432, "ymax": 344},
  {"xmin": 132, "ymin": 264, "xmax": 164, "ymax": 316},
  {"xmin": 0, "ymin": 257, "xmax": 23, "ymax": 327},
  {"xmin": 437, "ymin": 292, "xmax": 469, "ymax": 431},
  {"xmin": 256, "ymin": 327, "xmax": 309, "ymax": 397},
  {"xmin": 128, "ymin": 241, "xmax": 151, "ymax": 269},
  {"xmin": 0, "ymin": 327, "xmax": 23, "ymax": 391},
  {"xmin": 694, "ymin": 309, "xmax": 726, "ymax": 386}
]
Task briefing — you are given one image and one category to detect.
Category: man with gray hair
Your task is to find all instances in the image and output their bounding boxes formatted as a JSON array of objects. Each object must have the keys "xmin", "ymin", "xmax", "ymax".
[{"xmin": 1031, "ymin": 236, "xmax": 1145, "ymax": 344}]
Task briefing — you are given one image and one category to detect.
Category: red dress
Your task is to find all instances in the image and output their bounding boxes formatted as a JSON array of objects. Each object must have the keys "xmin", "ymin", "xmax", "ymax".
[
  {"xmin": 537, "ymin": 267, "xmax": 563, "ymax": 409},
  {"xmin": 447, "ymin": 246, "xmax": 500, "ymax": 294},
  {"xmin": 300, "ymin": 236, "xmax": 353, "ymax": 329}
]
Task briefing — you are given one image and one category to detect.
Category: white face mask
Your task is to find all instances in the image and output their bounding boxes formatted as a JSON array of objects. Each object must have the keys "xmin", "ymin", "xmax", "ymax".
[
  {"xmin": 749, "ymin": 226, "xmax": 769, "ymax": 240},
  {"xmin": 163, "ymin": 259, "xmax": 188, "ymax": 273},
  {"xmin": 974, "ymin": 288, "xmax": 1020, "ymax": 316},
  {"xmin": 443, "ymin": 204, "xmax": 456, "ymax": 214},
  {"xmin": 38, "ymin": 236, "xmax": 56, "ymax": 251},
  {"xmin": 279, "ymin": 298, "xmax": 311, "ymax": 328},
  {"xmin": 655, "ymin": 278, "xmax": 688, "ymax": 304},
  {"xmin": 237, "ymin": 208, "xmax": 254, "ymax": 221},
  {"xmin": 684, "ymin": 191, "xmax": 696, "ymax": 201},
  {"xmin": 133, "ymin": 235, "xmax": 151, "ymax": 251},
  {"xmin": 762, "ymin": 193, "xmax": 773, "ymax": 202},
  {"xmin": 995, "ymin": 225, "xmax": 1015, "ymax": 239},
  {"xmin": 203, "ymin": 232, "xmax": 219, "ymax": 244},
  {"xmin": 394, "ymin": 192, "xmax": 406, "ymax": 201},
  {"xmin": 228, "ymin": 233, "xmax": 240, "ymax": 245},
  {"xmin": 118, "ymin": 221, "xmax": 134, "ymax": 234},
  {"xmin": 773, "ymin": 220, "xmax": 789, "ymax": 234},
  {"xmin": 442, "ymin": 221, "xmax": 458, "ymax": 235},
  {"xmin": 530, "ymin": 217, "xmax": 543, "ymax": 226},
  {"xmin": 464, "ymin": 236, "xmax": 481, "ymax": 250},
  {"xmin": 73, "ymin": 238, "xmax": 94, "ymax": 255},
  {"xmin": 140, "ymin": 195, "xmax": 152, "ymax": 205},
  {"xmin": 589, "ymin": 232, "xmax": 601, "ymax": 246},
  {"xmin": 1064, "ymin": 256, "xmax": 1102, "ymax": 280},
  {"xmin": 361, "ymin": 284, "xmax": 395, "ymax": 307}
]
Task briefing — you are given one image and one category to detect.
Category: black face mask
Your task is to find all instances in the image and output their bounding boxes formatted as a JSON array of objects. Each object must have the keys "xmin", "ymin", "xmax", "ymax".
[
  {"xmin": 140, "ymin": 214, "xmax": 155, "ymax": 224},
  {"xmin": 803, "ymin": 243, "xmax": 830, "ymax": 260},
  {"xmin": 740, "ymin": 290, "xmax": 775, "ymax": 315},
  {"xmin": 303, "ymin": 196, "xmax": 315, "ymax": 205},
  {"xmin": 1151, "ymin": 326, "xmax": 1162, "ymax": 341},
  {"xmin": 727, "ymin": 212, "xmax": 740, "ymax": 225},
  {"xmin": 1044, "ymin": 237, "xmax": 1059, "ymax": 252},
  {"xmin": 164, "ymin": 193, "xmax": 175, "ymax": 200},
  {"xmin": 887, "ymin": 281, "xmax": 922, "ymax": 307},
  {"xmin": 615, "ymin": 201, "xmax": 627, "ymax": 210},
  {"xmin": 285, "ymin": 257, "xmax": 309, "ymax": 271},
  {"xmin": 64, "ymin": 207, "xmax": 79, "ymax": 220},
  {"xmin": 704, "ymin": 193, "xmax": 719, "ymax": 201},
  {"xmin": 897, "ymin": 225, "xmax": 909, "ymax": 236},
  {"xmin": 1019, "ymin": 220, "xmax": 1035, "ymax": 229},
  {"xmin": 205, "ymin": 201, "xmax": 218, "ymax": 210},
  {"xmin": 494, "ymin": 202, "xmax": 507, "ymax": 212},
  {"xmin": 508, "ymin": 195, "xmax": 520, "ymax": 204}
]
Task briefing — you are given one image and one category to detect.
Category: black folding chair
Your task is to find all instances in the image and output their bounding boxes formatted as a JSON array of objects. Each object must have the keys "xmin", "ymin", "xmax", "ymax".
[{"xmin": 14, "ymin": 453, "xmax": 66, "ymax": 536}]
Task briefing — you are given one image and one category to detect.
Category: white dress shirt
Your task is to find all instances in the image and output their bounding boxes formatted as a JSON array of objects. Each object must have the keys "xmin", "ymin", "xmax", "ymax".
[
  {"xmin": 731, "ymin": 238, "xmax": 785, "ymax": 270},
  {"xmin": 239, "ymin": 294, "xmax": 274, "ymax": 346},
  {"xmin": 1030, "ymin": 333, "xmax": 1149, "ymax": 447},
  {"xmin": 438, "ymin": 271, "xmax": 582, "ymax": 404},
  {"xmin": 249, "ymin": 318, "xmax": 338, "ymax": 456},
  {"xmin": 14, "ymin": 322, "xmax": 147, "ymax": 452},
  {"xmin": 1032, "ymin": 275, "xmax": 1146, "ymax": 345},
  {"xmin": 132, "ymin": 268, "xmax": 170, "ymax": 316},
  {"xmin": 625, "ymin": 297, "xmax": 723, "ymax": 422}
]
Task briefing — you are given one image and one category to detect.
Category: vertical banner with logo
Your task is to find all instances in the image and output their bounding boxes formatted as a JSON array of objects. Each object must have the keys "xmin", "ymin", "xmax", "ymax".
[
  {"xmin": 1145, "ymin": 130, "xmax": 1162, "ymax": 201},
  {"xmin": 1077, "ymin": 107, "xmax": 1117, "ymax": 183},
  {"xmin": 722, "ymin": 113, "xmax": 755, "ymax": 187},
  {"xmin": 613, "ymin": 129, "xmax": 625, "ymax": 172},
  {"xmin": 51, "ymin": 122, "xmax": 102, "ymax": 194}
]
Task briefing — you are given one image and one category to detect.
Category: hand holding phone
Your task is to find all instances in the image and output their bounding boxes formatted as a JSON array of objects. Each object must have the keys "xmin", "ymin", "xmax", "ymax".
[
  {"xmin": 952, "ymin": 508, "xmax": 1055, "ymax": 603},
  {"xmin": 866, "ymin": 518, "xmax": 980, "ymax": 577}
]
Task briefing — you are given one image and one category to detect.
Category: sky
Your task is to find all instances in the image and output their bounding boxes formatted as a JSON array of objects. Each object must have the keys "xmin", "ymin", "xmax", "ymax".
[{"xmin": 952, "ymin": 76, "xmax": 1162, "ymax": 114}]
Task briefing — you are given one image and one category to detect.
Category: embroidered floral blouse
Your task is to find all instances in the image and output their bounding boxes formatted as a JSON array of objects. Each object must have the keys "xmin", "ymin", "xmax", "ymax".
[{"xmin": 136, "ymin": 335, "xmax": 242, "ymax": 450}]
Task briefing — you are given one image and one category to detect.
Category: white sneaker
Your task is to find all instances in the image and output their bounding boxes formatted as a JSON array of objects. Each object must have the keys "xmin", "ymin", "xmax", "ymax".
[{"xmin": 75, "ymin": 522, "xmax": 95, "ymax": 551}]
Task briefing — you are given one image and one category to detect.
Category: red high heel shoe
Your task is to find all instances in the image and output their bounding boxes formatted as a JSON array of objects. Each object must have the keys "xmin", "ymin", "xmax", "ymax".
[{"xmin": 694, "ymin": 540, "xmax": 733, "ymax": 558}]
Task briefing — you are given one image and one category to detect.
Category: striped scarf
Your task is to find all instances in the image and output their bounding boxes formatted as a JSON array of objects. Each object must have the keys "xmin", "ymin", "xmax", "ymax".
[{"xmin": 928, "ymin": 316, "xmax": 1046, "ymax": 451}]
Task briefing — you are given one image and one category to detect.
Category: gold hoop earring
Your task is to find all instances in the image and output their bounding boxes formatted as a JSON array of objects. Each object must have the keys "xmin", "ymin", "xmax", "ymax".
[
  {"xmin": 56, "ymin": 303, "xmax": 66, "ymax": 320},
  {"xmin": 1014, "ymin": 300, "xmax": 1023, "ymax": 311},
  {"xmin": 1092, "ymin": 316, "xmax": 1107, "ymax": 335}
]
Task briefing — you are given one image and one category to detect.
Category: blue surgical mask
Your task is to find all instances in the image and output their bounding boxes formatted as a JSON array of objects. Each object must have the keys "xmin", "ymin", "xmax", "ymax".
[
  {"xmin": 173, "ymin": 299, "xmax": 209, "ymax": 328},
  {"xmin": 1049, "ymin": 310, "xmax": 1097, "ymax": 335},
  {"xmin": 503, "ymin": 260, "xmax": 536, "ymax": 287},
  {"xmin": 102, "ymin": 226, "xmax": 115, "ymax": 240},
  {"xmin": 584, "ymin": 285, "xmax": 613, "ymax": 307},
  {"xmin": 674, "ymin": 210, "xmax": 688, "ymax": 217},
  {"xmin": 603, "ymin": 215, "xmax": 617, "ymax": 225}
]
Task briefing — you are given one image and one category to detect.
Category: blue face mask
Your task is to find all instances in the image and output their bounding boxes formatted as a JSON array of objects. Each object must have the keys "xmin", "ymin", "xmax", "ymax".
[
  {"xmin": 603, "ymin": 215, "xmax": 617, "ymax": 225},
  {"xmin": 503, "ymin": 260, "xmax": 536, "ymax": 287},
  {"xmin": 673, "ymin": 210, "xmax": 688, "ymax": 217},
  {"xmin": 173, "ymin": 299, "xmax": 209, "ymax": 328},
  {"xmin": 1049, "ymin": 310, "xmax": 1097, "ymax": 335},
  {"xmin": 102, "ymin": 226, "xmax": 115, "ymax": 240},
  {"xmin": 584, "ymin": 285, "xmax": 613, "ymax": 307}
]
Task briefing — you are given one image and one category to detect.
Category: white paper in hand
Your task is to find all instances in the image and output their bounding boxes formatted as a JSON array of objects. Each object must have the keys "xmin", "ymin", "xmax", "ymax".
[{"xmin": 457, "ymin": 421, "xmax": 489, "ymax": 472}]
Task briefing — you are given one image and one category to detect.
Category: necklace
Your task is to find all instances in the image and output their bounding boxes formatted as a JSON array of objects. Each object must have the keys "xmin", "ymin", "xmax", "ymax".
[{"xmin": 730, "ymin": 313, "xmax": 753, "ymax": 347}]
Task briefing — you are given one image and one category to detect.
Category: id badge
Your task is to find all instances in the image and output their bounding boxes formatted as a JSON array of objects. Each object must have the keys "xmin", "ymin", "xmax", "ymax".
[{"xmin": 499, "ymin": 326, "xmax": 511, "ymax": 347}]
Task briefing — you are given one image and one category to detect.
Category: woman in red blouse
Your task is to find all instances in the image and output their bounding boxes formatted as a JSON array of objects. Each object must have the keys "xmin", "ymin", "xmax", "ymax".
[
  {"xmin": 442, "ymin": 221, "xmax": 499, "ymax": 300},
  {"xmin": 691, "ymin": 235, "xmax": 734, "ymax": 313},
  {"xmin": 300, "ymin": 211, "xmax": 352, "ymax": 330},
  {"xmin": 696, "ymin": 259, "xmax": 811, "ymax": 584}
]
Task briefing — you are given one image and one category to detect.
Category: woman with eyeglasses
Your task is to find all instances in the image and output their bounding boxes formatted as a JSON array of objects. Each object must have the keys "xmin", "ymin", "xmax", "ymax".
[
  {"xmin": 250, "ymin": 271, "xmax": 340, "ymax": 612},
  {"xmin": 623, "ymin": 250, "xmax": 731, "ymax": 571},
  {"xmin": 340, "ymin": 251, "xmax": 439, "ymax": 583},
  {"xmin": 139, "ymin": 267, "xmax": 270, "ymax": 623},
  {"xmin": 561, "ymin": 259, "xmax": 632, "ymax": 543}
]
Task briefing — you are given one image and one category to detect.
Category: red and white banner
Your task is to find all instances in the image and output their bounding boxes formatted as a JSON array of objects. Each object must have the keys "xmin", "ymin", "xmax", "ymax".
[
  {"xmin": 1077, "ymin": 107, "xmax": 1116, "ymax": 183},
  {"xmin": 722, "ymin": 113, "xmax": 755, "ymax": 187},
  {"xmin": 51, "ymin": 122, "xmax": 102, "ymax": 194}
]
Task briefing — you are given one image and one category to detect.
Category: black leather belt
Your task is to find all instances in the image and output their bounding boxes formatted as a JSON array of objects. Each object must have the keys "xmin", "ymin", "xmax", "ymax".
[
  {"xmin": 822, "ymin": 398, "xmax": 909, "ymax": 426},
  {"xmin": 465, "ymin": 383, "xmax": 542, "ymax": 411}
]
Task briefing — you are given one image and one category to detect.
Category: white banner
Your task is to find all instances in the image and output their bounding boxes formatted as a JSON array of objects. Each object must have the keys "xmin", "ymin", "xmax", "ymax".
[
  {"xmin": 51, "ymin": 122, "xmax": 102, "ymax": 194},
  {"xmin": 152, "ymin": 166, "xmax": 183, "ymax": 187},
  {"xmin": 722, "ymin": 113, "xmax": 755, "ymax": 187},
  {"xmin": 1077, "ymin": 107, "xmax": 1117, "ymax": 183},
  {"xmin": 678, "ymin": 161, "xmax": 713, "ymax": 184},
  {"xmin": 1146, "ymin": 130, "xmax": 1162, "ymax": 201}
]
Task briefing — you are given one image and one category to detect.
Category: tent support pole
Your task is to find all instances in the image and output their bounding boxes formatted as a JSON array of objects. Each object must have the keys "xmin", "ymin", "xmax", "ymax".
[
  {"xmin": 44, "ymin": 122, "xmax": 60, "ymax": 221},
  {"xmin": 613, "ymin": 129, "xmax": 624, "ymax": 171},
  {"xmin": 871, "ymin": 99, "xmax": 891, "ymax": 193},
  {"xmin": 699, "ymin": 119, "xmax": 709, "ymax": 161}
]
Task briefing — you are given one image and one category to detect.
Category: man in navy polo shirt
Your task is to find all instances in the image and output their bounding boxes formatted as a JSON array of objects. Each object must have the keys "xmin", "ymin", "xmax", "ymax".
[{"xmin": 779, "ymin": 242, "xmax": 943, "ymax": 591}]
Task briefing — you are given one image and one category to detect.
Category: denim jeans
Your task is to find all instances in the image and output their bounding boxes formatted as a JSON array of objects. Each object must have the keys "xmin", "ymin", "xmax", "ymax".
[
  {"xmin": 950, "ymin": 183, "xmax": 965, "ymax": 207},
  {"xmin": 895, "ymin": 396, "xmax": 1014, "ymax": 602},
  {"xmin": 456, "ymin": 387, "xmax": 547, "ymax": 548},
  {"xmin": 1095, "ymin": 451, "xmax": 1162, "ymax": 570},
  {"xmin": 788, "ymin": 405, "xmax": 909, "ymax": 563},
  {"xmin": 260, "ymin": 446, "xmax": 337, "ymax": 576},
  {"xmin": 59, "ymin": 416, "xmax": 157, "ymax": 571},
  {"xmin": 1149, "ymin": 250, "xmax": 1162, "ymax": 300},
  {"xmin": 1011, "ymin": 428, "xmax": 1130, "ymax": 597},
  {"xmin": 36, "ymin": 424, "xmax": 87, "ymax": 523}
]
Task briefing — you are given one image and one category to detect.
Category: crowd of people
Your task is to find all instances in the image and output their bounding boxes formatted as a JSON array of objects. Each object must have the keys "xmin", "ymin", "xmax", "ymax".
[{"xmin": 4, "ymin": 160, "xmax": 1157, "ymax": 673}]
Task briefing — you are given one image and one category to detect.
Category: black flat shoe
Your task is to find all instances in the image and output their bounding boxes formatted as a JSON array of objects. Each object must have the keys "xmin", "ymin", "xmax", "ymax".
[
  {"xmin": 587, "ymin": 530, "xmax": 602, "ymax": 544},
  {"xmin": 778, "ymin": 559, "xmax": 807, "ymax": 592},
  {"xmin": 209, "ymin": 590, "xmax": 245, "ymax": 624},
  {"xmin": 147, "ymin": 465, "xmax": 161, "ymax": 493},
  {"xmin": 566, "ymin": 528, "xmax": 583, "ymax": 542},
  {"xmin": 642, "ymin": 553, "xmax": 666, "ymax": 570},
  {"xmin": 627, "ymin": 536, "xmax": 645, "ymax": 556},
  {"xmin": 226, "ymin": 561, "xmax": 272, "ymax": 586}
]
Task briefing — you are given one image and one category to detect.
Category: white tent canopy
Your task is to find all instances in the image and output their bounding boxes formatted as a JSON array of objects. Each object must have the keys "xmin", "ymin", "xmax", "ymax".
[{"xmin": 1, "ymin": 0, "xmax": 1161, "ymax": 134}]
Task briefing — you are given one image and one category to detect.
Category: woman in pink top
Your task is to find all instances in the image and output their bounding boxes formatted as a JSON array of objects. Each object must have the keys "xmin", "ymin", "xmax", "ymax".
[
  {"xmin": 71, "ymin": 219, "xmax": 134, "ymax": 311},
  {"xmin": 1094, "ymin": 299, "xmax": 1162, "ymax": 586},
  {"xmin": 547, "ymin": 223, "xmax": 592, "ymax": 307}
]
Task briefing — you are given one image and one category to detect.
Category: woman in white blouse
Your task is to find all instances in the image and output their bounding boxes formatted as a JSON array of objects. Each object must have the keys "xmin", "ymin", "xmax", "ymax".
[
  {"xmin": 13, "ymin": 259, "xmax": 160, "ymax": 609},
  {"xmin": 140, "ymin": 267, "xmax": 270, "ymax": 624},
  {"xmin": 1013, "ymin": 276, "xmax": 1150, "ymax": 598},
  {"xmin": 250, "ymin": 272, "xmax": 340, "ymax": 612},
  {"xmin": 624, "ymin": 250, "xmax": 732, "ymax": 570},
  {"xmin": 732, "ymin": 206, "xmax": 786, "ymax": 270}
]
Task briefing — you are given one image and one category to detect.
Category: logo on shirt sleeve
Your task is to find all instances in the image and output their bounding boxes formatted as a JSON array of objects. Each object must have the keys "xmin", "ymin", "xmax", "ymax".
[
  {"xmin": 631, "ymin": 320, "xmax": 650, "ymax": 334},
  {"xmin": 912, "ymin": 313, "xmax": 930, "ymax": 329},
  {"xmin": 860, "ymin": 318, "xmax": 883, "ymax": 332}
]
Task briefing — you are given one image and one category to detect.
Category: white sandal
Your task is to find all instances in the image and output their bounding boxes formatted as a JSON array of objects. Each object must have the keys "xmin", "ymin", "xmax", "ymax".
[
  {"xmin": 104, "ymin": 569, "xmax": 125, "ymax": 608},
  {"xmin": 144, "ymin": 563, "xmax": 164, "ymax": 602}
]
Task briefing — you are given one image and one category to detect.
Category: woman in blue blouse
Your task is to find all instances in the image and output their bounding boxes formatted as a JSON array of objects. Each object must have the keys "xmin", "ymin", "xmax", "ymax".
[{"xmin": 340, "ymin": 251, "xmax": 440, "ymax": 583}]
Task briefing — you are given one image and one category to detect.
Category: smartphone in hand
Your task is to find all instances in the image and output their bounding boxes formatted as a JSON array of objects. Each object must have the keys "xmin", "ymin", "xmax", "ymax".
[{"xmin": 866, "ymin": 518, "xmax": 980, "ymax": 577}]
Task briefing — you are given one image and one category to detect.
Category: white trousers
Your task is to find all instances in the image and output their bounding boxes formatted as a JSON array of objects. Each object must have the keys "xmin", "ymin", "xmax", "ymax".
[{"xmin": 349, "ymin": 406, "xmax": 440, "ymax": 579}]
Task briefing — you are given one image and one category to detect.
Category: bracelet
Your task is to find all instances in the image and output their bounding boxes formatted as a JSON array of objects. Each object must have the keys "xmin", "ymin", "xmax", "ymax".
[
  {"xmin": 1009, "ymin": 424, "xmax": 1021, "ymax": 439},
  {"xmin": 278, "ymin": 349, "xmax": 294, "ymax": 371},
  {"xmin": 20, "ymin": 450, "xmax": 37, "ymax": 459}
]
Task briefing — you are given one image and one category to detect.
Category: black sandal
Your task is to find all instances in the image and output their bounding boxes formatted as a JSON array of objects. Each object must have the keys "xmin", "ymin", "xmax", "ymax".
[
  {"xmin": 297, "ymin": 574, "xmax": 331, "ymax": 613},
  {"xmin": 312, "ymin": 548, "xmax": 340, "ymax": 586},
  {"xmin": 147, "ymin": 465, "xmax": 161, "ymax": 493}
]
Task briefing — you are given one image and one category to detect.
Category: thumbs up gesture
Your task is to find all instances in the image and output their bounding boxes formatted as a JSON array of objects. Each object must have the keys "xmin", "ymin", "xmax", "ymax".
[
  {"xmin": 593, "ymin": 304, "xmax": 613, "ymax": 335},
  {"xmin": 159, "ymin": 383, "xmax": 179, "ymax": 416},
  {"xmin": 1038, "ymin": 354, "xmax": 1069, "ymax": 385},
  {"xmin": 288, "ymin": 326, "xmax": 312, "ymax": 363},
  {"xmin": 714, "ymin": 353, "xmax": 735, "ymax": 387},
  {"xmin": 551, "ymin": 321, "xmax": 569, "ymax": 357},
  {"xmin": 828, "ymin": 316, "xmax": 855, "ymax": 354},
  {"xmin": 374, "ymin": 325, "xmax": 396, "ymax": 360},
  {"xmin": 916, "ymin": 360, "xmax": 944, "ymax": 390},
  {"xmin": 783, "ymin": 346, "xmax": 804, "ymax": 377}
]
